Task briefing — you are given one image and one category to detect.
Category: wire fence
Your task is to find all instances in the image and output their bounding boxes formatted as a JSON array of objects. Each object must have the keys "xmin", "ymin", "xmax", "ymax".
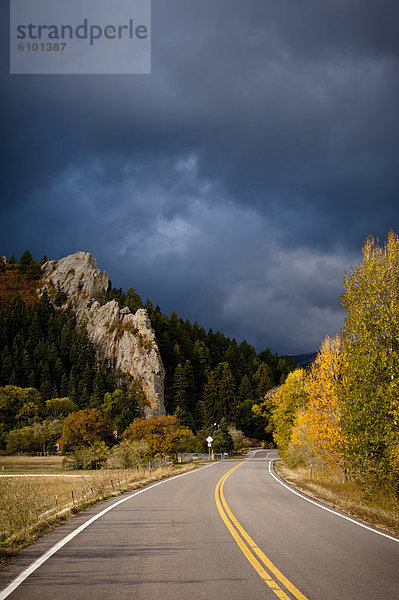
[{"xmin": 0, "ymin": 465, "xmax": 171, "ymax": 543}]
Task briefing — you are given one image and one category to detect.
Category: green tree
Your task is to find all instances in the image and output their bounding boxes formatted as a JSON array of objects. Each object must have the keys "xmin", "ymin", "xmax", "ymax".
[
  {"xmin": 173, "ymin": 361, "xmax": 195, "ymax": 430},
  {"xmin": 219, "ymin": 417, "xmax": 234, "ymax": 452},
  {"xmin": 125, "ymin": 288, "xmax": 144, "ymax": 313},
  {"xmin": 18, "ymin": 251, "xmax": 41, "ymax": 279},
  {"xmin": 203, "ymin": 369, "xmax": 219, "ymax": 426},
  {"xmin": 192, "ymin": 340, "xmax": 211, "ymax": 386},
  {"xmin": 107, "ymin": 439, "xmax": 149, "ymax": 469},
  {"xmin": 91, "ymin": 369, "xmax": 107, "ymax": 406},
  {"xmin": 203, "ymin": 362, "xmax": 236, "ymax": 424},
  {"xmin": 101, "ymin": 387, "xmax": 140, "ymax": 435},
  {"xmin": 341, "ymin": 231, "xmax": 399, "ymax": 493},
  {"xmin": 237, "ymin": 375, "xmax": 253, "ymax": 403},
  {"xmin": 254, "ymin": 369, "xmax": 307, "ymax": 459},
  {"xmin": 254, "ymin": 363, "xmax": 275, "ymax": 398},
  {"xmin": 71, "ymin": 442, "xmax": 109, "ymax": 470},
  {"xmin": 18, "ymin": 250, "xmax": 34, "ymax": 274},
  {"xmin": 45, "ymin": 397, "xmax": 78, "ymax": 419},
  {"xmin": 217, "ymin": 362, "xmax": 236, "ymax": 420},
  {"xmin": 0, "ymin": 385, "xmax": 43, "ymax": 445},
  {"xmin": 6, "ymin": 419, "xmax": 62, "ymax": 454},
  {"xmin": 54, "ymin": 283, "xmax": 67, "ymax": 307}
]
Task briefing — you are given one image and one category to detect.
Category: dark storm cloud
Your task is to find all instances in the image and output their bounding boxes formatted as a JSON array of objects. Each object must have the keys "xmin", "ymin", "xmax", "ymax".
[{"xmin": 1, "ymin": 0, "xmax": 399, "ymax": 352}]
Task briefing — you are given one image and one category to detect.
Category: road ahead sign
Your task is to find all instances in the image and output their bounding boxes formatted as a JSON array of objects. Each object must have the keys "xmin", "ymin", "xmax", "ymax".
[{"xmin": 206, "ymin": 436, "xmax": 213, "ymax": 443}]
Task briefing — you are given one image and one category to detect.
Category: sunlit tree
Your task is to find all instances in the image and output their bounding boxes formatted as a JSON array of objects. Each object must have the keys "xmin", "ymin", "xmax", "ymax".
[
  {"xmin": 341, "ymin": 231, "xmax": 399, "ymax": 492},
  {"xmin": 290, "ymin": 336, "xmax": 346, "ymax": 468}
]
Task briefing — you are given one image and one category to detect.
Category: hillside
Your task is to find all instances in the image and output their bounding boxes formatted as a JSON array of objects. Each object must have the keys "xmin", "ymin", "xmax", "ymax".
[
  {"xmin": 290, "ymin": 353, "xmax": 316, "ymax": 367},
  {"xmin": 0, "ymin": 250, "xmax": 296, "ymax": 449},
  {"xmin": 0, "ymin": 261, "xmax": 40, "ymax": 308}
]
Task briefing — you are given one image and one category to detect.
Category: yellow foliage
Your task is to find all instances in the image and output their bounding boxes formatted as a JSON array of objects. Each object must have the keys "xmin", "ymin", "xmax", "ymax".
[
  {"xmin": 122, "ymin": 415, "xmax": 191, "ymax": 458},
  {"xmin": 252, "ymin": 369, "xmax": 307, "ymax": 457},
  {"xmin": 291, "ymin": 336, "xmax": 347, "ymax": 467}
]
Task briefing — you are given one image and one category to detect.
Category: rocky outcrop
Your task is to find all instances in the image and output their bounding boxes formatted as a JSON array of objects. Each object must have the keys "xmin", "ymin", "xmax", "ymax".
[
  {"xmin": 40, "ymin": 252, "xmax": 165, "ymax": 417},
  {"xmin": 40, "ymin": 251, "xmax": 110, "ymax": 321}
]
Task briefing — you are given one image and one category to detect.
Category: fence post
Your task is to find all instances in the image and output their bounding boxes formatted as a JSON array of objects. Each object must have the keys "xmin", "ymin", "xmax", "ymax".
[{"xmin": 310, "ymin": 464, "xmax": 313, "ymax": 481}]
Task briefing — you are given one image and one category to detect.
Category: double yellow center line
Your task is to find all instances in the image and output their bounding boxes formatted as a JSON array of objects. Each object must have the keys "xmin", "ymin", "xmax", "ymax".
[{"xmin": 215, "ymin": 460, "xmax": 309, "ymax": 600}]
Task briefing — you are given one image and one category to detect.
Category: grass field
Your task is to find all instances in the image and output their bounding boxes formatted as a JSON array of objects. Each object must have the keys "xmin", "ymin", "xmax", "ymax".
[
  {"xmin": 276, "ymin": 461, "xmax": 399, "ymax": 538},
  {"xmin": 0, "ymin": 456, "xmax": 198, "ymax": 564},
  {"xmin": 0, "ymin": 455, "xmax": 65, "ymax": 473}
]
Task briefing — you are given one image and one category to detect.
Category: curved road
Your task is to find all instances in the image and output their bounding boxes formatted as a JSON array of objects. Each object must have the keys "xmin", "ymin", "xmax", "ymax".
[{"xmin": 1, "ymin": 450, "xmax": 398, "ymax": 599}]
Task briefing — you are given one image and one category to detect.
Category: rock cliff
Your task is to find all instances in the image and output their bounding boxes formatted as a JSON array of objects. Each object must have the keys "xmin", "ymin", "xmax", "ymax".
[{"xmin": 40, "ymin": 252, "xmax": 165, "ymax": 417}]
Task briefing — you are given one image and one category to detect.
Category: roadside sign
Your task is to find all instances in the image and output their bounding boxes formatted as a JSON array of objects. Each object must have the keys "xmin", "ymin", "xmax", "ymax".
[
  {"xmin": 206, "ymin": 436, "xmax": 213, "ymax": 443},
  {"xmin": 207, "ymin": 442, "xmax": 212, "ymax": 447}
]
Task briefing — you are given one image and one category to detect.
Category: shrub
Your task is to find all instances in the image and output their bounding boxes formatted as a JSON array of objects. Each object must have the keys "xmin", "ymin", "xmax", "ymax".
[
  {"xmin": 106, "ymin": 439, "xmax": 149, "ymax": 469},
  {"xmin": 71, "ymin": 441, "xmax": 109, "ymax": 470}
]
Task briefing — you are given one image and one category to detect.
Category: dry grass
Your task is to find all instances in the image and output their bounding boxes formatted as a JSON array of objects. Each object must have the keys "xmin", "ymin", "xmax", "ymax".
[
  {"xmin": 0, "ymin": 455, "xmax": 65, "ymax": 473},
  {"xmin": 0, "ymin": 462, "xmax": 198, "ymax": 564},
  {"xmin": 275, "ymin": 461, "xmax": 399, "ymax": 538}
]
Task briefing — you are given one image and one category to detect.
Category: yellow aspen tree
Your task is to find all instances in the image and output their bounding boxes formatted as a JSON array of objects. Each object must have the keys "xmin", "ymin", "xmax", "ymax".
[
  {"xmin": 291, "ymin": 336, "xmax": 346, "ymax": 468},
  {"xmin": 252, "ymin": 369, "xmax": 307, "ymax": 459}
]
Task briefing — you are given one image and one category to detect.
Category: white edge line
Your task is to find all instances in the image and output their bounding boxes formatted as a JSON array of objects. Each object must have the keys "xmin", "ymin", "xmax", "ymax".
[
  {"xmin": 268, "ymin": 460, "xmax": 399, "ymax": 544},
  {"xmin": 0, "ymin": 474, "xmax": 86, "ymax": 478},
  {"xmin": 0, "ymin": 462, "xmax": 216, "ymax": 600}
]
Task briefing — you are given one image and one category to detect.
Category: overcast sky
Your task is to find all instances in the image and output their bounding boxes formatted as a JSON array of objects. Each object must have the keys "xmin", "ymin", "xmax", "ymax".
[{"xmin": 1, "ymin": 0, "xmax": 399, "ymax": 354}]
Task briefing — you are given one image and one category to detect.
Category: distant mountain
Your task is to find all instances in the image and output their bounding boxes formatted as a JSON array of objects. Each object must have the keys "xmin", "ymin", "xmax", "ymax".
[{"xmin": 290, "ymin": 353, "xmax": 317, "ymax": 367}]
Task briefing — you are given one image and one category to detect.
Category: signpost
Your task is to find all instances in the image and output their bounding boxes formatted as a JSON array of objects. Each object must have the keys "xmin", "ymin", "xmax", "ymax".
[{"xmin": 206, "ymin": 436, "xmax": 213, "ymax": 461}]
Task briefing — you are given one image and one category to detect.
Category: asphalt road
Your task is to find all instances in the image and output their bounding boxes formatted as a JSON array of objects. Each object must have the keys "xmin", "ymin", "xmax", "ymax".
[{"xmin": 1, "ymin": 451, "xmax": 398, "ymax": 600}]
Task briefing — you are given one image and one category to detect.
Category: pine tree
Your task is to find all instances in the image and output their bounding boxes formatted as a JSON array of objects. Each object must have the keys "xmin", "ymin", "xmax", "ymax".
[
  {"xmin": 254, "ymin": 363, "xmax": 275, "ymax": 398},
  {"xmin": 173, "ymin": 363, "xmax": 188, "ymax": 412},
  {"xmin": 144, "ymin": 298, "xmax": 154, "ymax": 314},
  {"xmin": 0, "ymin": 347, "xmax": 12, "ymax": 385},
  {"xmin": 21, "ymin": 349, "xmax": 32, "ymax": 385},
  {"xmin": 216, "ymin": 362, "xmax": 236, "ymax": 421},
  {"xmin": 53, "ymin": 358, "xmax": 65, "ymax": 394},
  {"xmin": 82, "ymin": 364, "xmax": 93, "ymax": 396},
  {"xmin": 40, "ymin": 378, "xmax": 54, "ymax": 401},
  {"xmin": 77, "ymin": 383, "xmax": 90, "ymax": 408},
  {"xmin": 184, "ymin": 360, "xmax": 196, "ymax": 408},
  {"xmin": 28, "ymin": 370, "xmax": 37, "ymax": 388},
  {"xmin": 60, "ymin": 372, "xmax": 69, "ymax": 397},
  {"xmin": 28, "ymin": 312, "xmax": 43, "ymax": 345},
  {"xmin": 192, "ymin": 340, "xmax": 211, "ymax": 388},
  {"xmin": 91, "ymin": 369, "xmax": 107, "ymax": 407},
  {"xmin": 125, "ymin": 288, "xmax": 144, "ymax": 313},
  {"xmin": 219, "ymin": 417, "xmax": 234, "ymax": 452},
  {"xmin": 237, "ymin": 374, "xmax": 253, "ymax": 403},
  {"xmin": 69, "ymin": 371, "xmax": 79, "ymax": 405},
  {"xmin": 60, "ymin": 325, "xmax": 72, "ymax": 365},
  {"xmin": 173, "ymin": 362, "xmax": 195, "ymax": 430},
  {"xmin": 225, "ymin": 344, "xmax": 245, "ymax": 382},
  {"xmin": 203, "ymin": 370, "xmax": 219, "ymax": 426}
]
